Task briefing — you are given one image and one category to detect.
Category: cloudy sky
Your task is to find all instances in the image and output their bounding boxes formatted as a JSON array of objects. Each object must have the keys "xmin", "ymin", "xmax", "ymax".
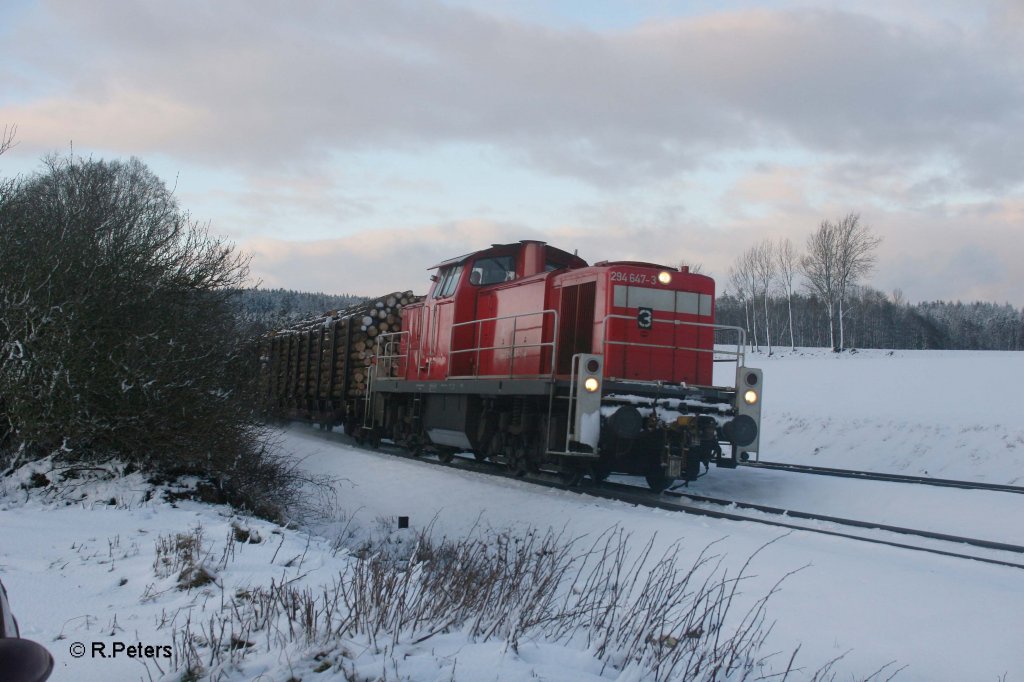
[{"xmin": 2, "ymin": 0, "xmax": 1022, "ymax": 304}]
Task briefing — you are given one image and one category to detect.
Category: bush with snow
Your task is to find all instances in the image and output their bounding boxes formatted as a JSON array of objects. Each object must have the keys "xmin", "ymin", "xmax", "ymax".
[{"xmin": 0, "ymin": 154, "xmax": 299, "ymax": 518}]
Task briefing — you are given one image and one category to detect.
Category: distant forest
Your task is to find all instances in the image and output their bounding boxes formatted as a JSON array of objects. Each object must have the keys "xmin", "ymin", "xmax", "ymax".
[
  {"xmin": 236, "ymin": 286, "xmax": 1022, "ymax": 351},
  {"xmin": 716, "ymin": 288, "xmax": 1024, "ymax": 351},
  {"xmin": 233, "ymin": 287, "xmax": 366, "ymax": 329}
]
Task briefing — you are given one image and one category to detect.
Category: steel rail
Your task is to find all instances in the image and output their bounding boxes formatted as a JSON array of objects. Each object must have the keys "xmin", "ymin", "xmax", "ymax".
[
  {"xmin": 656, "ymin": 488, "xmax": 1024, "ymax": 554},
  {"xmin": 584, "ymin": 481, "xmax": 1024, "ymax": 571},
  {"xmin": 742, "ymin": 460, "xmax": 1024, "ymax": 495}
]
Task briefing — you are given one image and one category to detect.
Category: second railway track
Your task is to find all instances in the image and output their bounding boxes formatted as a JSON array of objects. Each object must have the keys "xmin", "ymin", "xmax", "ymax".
[
  {"xmin": 301, "ymin": 425, "xmax": 1024, "ymax": 572},
  {"xmin": 741, "ymin": 460, "xmax": 1024, "ymax": 494},
  {"xmin": 583, "ymin": 481, "xmax": 1024, "ymax": 571}
]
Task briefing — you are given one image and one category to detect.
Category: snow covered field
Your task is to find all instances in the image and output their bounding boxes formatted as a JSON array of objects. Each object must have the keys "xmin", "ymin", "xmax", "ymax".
[
  {"xmin": 746, "ymin": 347, "xmax": 1024, "ymax": 484},
  {"xmin": 2, "ymin": 349, "xmax": 1023, "ymax": 681}
]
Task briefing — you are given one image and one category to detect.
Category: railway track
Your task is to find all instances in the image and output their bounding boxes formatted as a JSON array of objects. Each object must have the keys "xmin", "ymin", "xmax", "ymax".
[
  {"xmin": 302, "ymin": 427, "xmax": 1024, "ymax": 572},
  {"xmin": 575, "ymin": 481, "xmax": 1024, "ymax": 570},
  {"xmin": 741, "ymin": 460, "xmax": 1024, "ymax": 495}
]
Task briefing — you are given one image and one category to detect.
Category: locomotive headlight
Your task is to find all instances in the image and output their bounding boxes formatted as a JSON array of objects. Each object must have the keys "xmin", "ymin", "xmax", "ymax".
[
  {"xmin": 657, "ymin": 271, "xmax": 672, "ymax": 285},
  {"xmin": 743, "ymin": 389, "xmax": 759, "ymax": 405},
  {"xmin": 584, "ymin": 377, "xmax": 600, "ymax": 393}
]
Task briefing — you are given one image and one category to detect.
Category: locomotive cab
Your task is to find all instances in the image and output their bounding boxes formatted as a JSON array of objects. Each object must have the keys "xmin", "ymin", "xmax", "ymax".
[
  {"xmin": 368, "ymin": 240, "xmax": 762, "ymax": 491},
  {"xmin": 403, "ymin": 241, "xmax": 586, "ymax": 380}
]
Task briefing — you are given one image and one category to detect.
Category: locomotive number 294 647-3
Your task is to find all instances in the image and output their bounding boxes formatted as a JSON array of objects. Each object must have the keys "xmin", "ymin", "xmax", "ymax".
[{"xmin": 610, "ymin": 271, "xmax": 657, "ymax": 285}]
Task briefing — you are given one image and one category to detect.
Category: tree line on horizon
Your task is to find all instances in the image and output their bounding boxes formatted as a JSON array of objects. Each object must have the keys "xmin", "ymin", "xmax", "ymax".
[
  {"xmin": 715, "ymin": 289, "xmax": 1023, "ymax": 351},
  {"xmin": 241, "ymin": 258, "xmax": 1024, "ymax": 353},
  {"xmin": 232, "ymin": 287, "xmax": 365, "ymax": 330},
  {"xmin": 715, "ymin": 213, "xmax": 1023, "ymax": 352}
]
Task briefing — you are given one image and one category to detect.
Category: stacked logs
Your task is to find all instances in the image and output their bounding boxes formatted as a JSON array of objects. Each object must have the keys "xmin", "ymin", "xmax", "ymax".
[{"xmin": 261, "ymin": 291, "xmax": 421, "ymax": 418}]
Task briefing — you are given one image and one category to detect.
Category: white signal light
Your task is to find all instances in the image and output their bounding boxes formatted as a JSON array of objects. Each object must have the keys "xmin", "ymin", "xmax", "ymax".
[
  {"xmin": 744, "ymin": 389, "xmax": 758, "ymax": 405},
  {"xmin": 658, "ymin": 271, "xmax": 672, "ymax": 285},
  {"xmin": 584, "ymin": 377, "xmax": 600, "ymax": 393}
]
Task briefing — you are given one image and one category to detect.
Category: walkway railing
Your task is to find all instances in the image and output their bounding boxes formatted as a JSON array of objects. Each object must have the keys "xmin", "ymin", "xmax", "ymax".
[{"xmin": 447, "ymin": 309, "xmax": 559, "ymax": 379}]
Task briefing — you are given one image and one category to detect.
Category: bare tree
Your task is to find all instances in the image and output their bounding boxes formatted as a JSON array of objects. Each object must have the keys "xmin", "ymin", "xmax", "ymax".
[
  {"xmin": 731, "ymin": 249, "xmax": 761, "ymax": 351},
  {"xmin": 727, "ymin": 266, "xmax": 753, "ymax": 351},
  {"xmin": 801, "ymin": 219, "xmax": 841, "ymax": 350},
  {"xmin": 751, "ymin": 240, "xmax": 776, "ymax": 355},
  {"xmin": 834, "ymin": 213, "xmax": 882, "ymax": 349},
  {"xmin": 776, "ymin": 237, "xmax": 799, "ymax": 350},
  {"xmin": 800, "ymin": 213, "xmax": 882, "ymax": 350},
  {"xmin": 0, "ymin": 125, "xmax": 15, "ymax": 156},
  {"xmin": 890, "ymin": 288, "xmax": 906, "ymax": 308}
]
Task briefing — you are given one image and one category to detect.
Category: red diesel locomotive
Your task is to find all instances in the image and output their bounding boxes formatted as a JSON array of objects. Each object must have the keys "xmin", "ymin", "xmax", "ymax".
[
  {"xmin": 262, "ymin": 239, "xmax": 761, "ymax": 490},
  {"xmin": 357, "ymin": 239, "xmax": 763, "ymax": 491}
]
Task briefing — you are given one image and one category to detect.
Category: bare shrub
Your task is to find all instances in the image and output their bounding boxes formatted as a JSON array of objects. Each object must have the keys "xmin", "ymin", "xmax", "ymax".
[
  {"xmin": 213, "ymin": 433, "xmax": 337, "ymax": 523},
  {"xmin": 0, "ymin": 154, "xmax": 310, "ymax": 516},
  {"xmin": 159, "ymin": 526, "xmax": 820, "ymax": 681},
  {"xmin": 152, "ymin": 525, "xmax": 221, "ymax": 593}
]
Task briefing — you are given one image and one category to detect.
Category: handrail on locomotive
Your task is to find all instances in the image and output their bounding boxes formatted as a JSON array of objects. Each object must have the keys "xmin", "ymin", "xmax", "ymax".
[
  {"xmin": 374, "ymin": 312, "xmax": 752, "ymax": 389},
  {"xmin": 447, "ymin": 309, "xmax": 560, "ymax": 379}
]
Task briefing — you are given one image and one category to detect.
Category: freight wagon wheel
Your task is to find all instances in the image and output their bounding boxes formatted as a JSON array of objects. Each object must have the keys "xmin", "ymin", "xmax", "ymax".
[
  {"xmin": 438, "ymin": 448, "xmax": 455, "ymax": 464},
  {"xmin": 505, "ymin": 450, "xmax": 523, "ymax": 476},
  {"xmin": 590, "ymin": 463, "xmax": 611, "ymax": 483},
  {"xmin": 560, "ymin": 468, "xmax": 585, "ymax": 487}
]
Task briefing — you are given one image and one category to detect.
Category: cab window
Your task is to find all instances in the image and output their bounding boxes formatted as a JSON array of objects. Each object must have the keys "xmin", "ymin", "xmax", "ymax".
[
  {"xmin": 432, "ymin": 265, "xmax": 463, "ymax": 298},
  {"xmin": 469, "ymin": 256, "xmax": 515, "ymax": 286}
]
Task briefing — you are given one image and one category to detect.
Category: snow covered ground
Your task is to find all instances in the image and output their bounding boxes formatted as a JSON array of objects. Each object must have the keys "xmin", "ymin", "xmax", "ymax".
[
  {"xmin": 2, "ymin": 349, "xmax": 1023, "ymax": 681},
  {"xmin": 743, "ymin": 347, "xmax": 1024, "ymax": 484}
]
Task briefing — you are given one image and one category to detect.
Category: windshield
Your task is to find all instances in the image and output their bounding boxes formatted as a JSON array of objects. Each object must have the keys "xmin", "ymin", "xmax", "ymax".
[{"xmin": 469, "ymin": 255, "xmax": 515, "ymax": 285}]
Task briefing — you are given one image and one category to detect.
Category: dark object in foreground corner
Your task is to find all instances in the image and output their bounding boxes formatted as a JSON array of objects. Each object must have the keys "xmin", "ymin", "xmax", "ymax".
[{"xmin": 0, "ymin": 580, "xmax": 54, "ymax": 682}]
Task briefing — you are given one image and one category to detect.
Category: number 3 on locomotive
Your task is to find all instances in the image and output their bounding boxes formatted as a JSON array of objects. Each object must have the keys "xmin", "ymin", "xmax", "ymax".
[{"xmin": 637, "ymin": 306, "xmax": 653, "ymax": 329}]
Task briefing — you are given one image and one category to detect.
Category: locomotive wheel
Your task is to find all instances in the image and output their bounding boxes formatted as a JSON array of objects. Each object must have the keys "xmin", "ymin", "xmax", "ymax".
[
  {"xmin": 506, "ymin": 444, "xmax": 536, "ymax": 477},
  {"xmin": 645, "ymin": 470, "xmax": 675, "ymax": 493}
]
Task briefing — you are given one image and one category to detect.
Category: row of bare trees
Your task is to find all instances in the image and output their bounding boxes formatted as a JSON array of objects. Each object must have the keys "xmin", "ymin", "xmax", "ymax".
[
  {"xmin": 717, "ymin": 287, "xmax": 1024, "ymax": 351},
  {"xmin": 728, "ymin": 213, "xmax": 882, "ymax": 352}
]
